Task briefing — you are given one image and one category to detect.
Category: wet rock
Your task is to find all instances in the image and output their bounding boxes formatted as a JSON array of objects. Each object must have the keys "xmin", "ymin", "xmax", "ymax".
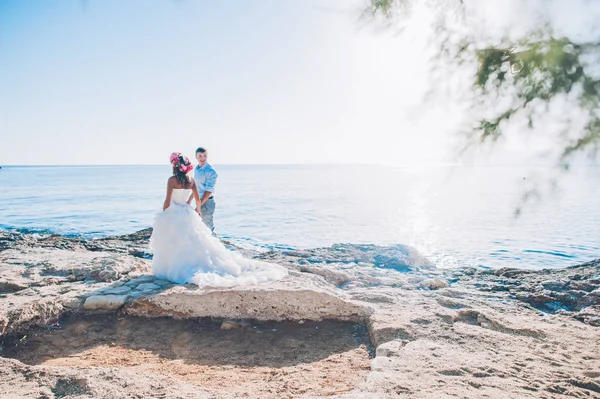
[
  {"xmin": 545, "ymin": 301, "xmax": 570, "ymax": 312},
  {"xmin": 577, "ymin": 294, "xmax": 600, "ymax": 309},
  {"xmin": 136, "ymin": 283, "xmax": 161, "ymax": 291},
  {"xmin": 574, "ymin": 306, "xmax": 600, "ymax": 326},
  {"xmin": 554, "ymin": 290, "xmax": 586, "ymax": 309},
  {"xmin": 153, "ymin": 279, "xmax": 172, "ymax": 287},
  {"xmin": 0, "ymin": 231, "xmax": 26, "ymax": 252},
  {"xmin": 488, "ymin": 283, "xmax": 511, "ymax": 292},
  {"xmin": 495, "ymin": 268, "xmax": 535, "ymax": 278},
  {"xmin": 102, "ymin": 286, "xmax": 132, "ymax": 295},
  {"xmin": 107, "ymin": 227, "xmax": 153, "ymax": 242},
  {"xmin": 541, "ymin": 280, "xmax": 569, "ymax": 291},
  {"xmin": 570, "ymin": 281, "xmax": 598, "ymax": 292},
  {"xmin": 516, "ymin": 292, "xmax": 554, "ymax": 307},
  {"xmin": 130, "ymin": 275, "xmax": 156, "ymax": 283}
]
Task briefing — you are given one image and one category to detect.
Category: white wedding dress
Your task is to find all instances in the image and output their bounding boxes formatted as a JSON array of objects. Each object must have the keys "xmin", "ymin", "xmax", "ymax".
[{"xmin": 149, "ymin": 189, "xmax": 288, "ymax": 287}]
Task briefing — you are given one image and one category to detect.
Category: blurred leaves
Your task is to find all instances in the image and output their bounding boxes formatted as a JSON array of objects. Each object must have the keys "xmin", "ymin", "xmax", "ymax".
[
  {"xmin": 366, "ymin": 0, "xmax": 600, "ymax": 164},
  {"xmin": 473, "ymin": 38, "xmax": 600, "ymax": 160}
]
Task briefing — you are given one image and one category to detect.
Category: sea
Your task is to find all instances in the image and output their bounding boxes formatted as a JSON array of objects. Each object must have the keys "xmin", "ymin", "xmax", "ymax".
[{"xmin": 0, "ymin": 164, "xmax": 598, "ymax": 270}]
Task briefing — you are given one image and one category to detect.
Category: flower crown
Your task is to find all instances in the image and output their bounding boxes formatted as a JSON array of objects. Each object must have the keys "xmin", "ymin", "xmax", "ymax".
[{"xmin": 170, "ymin": 152, "xmax": 194, "ymax": 173}]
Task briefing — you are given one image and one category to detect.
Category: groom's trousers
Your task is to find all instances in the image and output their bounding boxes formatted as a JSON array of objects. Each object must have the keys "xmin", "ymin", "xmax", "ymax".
[{"xmin": 201, "ymin": 197, "xmax": 216, "ymax": 233}]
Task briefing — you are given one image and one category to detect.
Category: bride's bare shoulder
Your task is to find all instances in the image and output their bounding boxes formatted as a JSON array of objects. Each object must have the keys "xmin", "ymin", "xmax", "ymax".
[
  {"xmin": 168, "ymin": 176, "xmax": 193, "ymax": 189},
  {"xmin": 167, "ymin": 176, "xmax": 178, "ymax": 187}
]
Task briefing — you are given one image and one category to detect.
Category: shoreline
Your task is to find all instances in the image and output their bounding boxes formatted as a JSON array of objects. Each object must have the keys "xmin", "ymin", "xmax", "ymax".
[
  {"xmin": 1, "ymin": 226, "xmax": 597, "ymax": 271},
  {"xmin": 0, "ymin": 228, "xmax": 599, "ymax": 398}
]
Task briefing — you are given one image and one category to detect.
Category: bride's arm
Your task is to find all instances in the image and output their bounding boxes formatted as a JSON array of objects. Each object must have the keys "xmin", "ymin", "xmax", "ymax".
[
  {"xmin": 191, "ymin": 180, "xmax": 202, "ymax": 215},
  {"xmin": 163, "ymin": 178, "xmax": 174, "ymax": 211}
]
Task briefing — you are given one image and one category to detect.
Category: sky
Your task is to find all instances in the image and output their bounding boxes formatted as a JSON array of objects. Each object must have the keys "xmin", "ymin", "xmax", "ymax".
[{"xmin": 0, "ymin": 0, "xmax": 598, "ymax": 166}]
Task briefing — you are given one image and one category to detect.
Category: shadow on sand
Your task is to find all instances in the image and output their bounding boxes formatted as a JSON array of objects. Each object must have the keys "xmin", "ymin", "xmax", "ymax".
[{"xmin": 4, "ymin": 313, "xmax": 373, "ymax": 369}]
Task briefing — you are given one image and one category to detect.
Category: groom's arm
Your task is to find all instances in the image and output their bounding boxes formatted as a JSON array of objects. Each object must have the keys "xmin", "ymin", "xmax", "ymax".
[
  {"xmin": 199, "ymin": 190, "xmax": 212, "ymax": 206},
  {"xmin": 199, "ymin": 169, "xmax": 217, "ymax": 206}
]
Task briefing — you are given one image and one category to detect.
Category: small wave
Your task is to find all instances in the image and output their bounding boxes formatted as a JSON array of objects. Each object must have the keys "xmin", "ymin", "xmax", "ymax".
[
  {"xmin": 0, "ymin": 226, "xmax": 56, "ymax": 236},
  {"xmin": 522, "ymin": 249, "xmax": 576, "ymax": 259},
  {"xmin": 279, "ymin": 243, "xmax": 435, "ymax": 272},
  {"xmin": 0, "ymin": 226, "xmax": 97, "ymax": 240}
]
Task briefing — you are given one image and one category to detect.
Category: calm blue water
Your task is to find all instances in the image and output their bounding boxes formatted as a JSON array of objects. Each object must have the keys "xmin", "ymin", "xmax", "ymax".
[{"xmin": 0, "ymin": 164, "xmax": 598, "ymax": 270}]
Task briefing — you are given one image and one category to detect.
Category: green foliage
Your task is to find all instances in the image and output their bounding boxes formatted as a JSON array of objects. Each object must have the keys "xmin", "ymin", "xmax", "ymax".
[
  {"xmin": 474, "ymin": 38, "xmax": 600, "ymax": 159},
  {"xmin": 366, "ymin": 0, "xmax": 600, "ymax": 162}
]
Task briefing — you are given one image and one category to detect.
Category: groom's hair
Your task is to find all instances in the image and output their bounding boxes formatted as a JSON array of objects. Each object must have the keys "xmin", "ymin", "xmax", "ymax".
[{"xmin": 195, "ymin": 147, "xmax": 207, "ymax": 155}]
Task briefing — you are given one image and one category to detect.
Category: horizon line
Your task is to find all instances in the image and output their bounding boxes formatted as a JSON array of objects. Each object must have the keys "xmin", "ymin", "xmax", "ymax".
[
  {"xmin": 0, "ymin": 162, "xmax": 457, "ymax": 167},
  {"xmin": 1, "ymin": 162, "xmax": 595, "ymax": 168}
]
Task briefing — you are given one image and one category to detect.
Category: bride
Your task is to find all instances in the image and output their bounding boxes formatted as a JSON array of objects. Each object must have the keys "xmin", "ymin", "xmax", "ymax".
[{"xmin": 149, "ymin": 152, "xmax": 288, "ymax": 287}]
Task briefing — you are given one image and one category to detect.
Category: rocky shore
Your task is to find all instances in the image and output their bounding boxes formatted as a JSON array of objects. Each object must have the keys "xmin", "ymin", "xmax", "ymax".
[{"xmin": 0, "ymin": 229, "xmax": 599, "ymax": 398}]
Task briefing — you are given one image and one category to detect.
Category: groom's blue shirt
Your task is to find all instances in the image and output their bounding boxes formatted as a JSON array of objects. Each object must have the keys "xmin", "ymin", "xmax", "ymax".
[{"xmin": 193, "ymin": 163, "xmax": 218, "ymax": 198}]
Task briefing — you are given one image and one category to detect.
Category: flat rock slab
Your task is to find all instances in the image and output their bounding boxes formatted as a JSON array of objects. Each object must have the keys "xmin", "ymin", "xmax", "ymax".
[
  {"xmin": 0, "ymin": 248, "xmax": 148, "ymax": 288},
  {"xmin": 124, "ymin": 272, "xmax": 372, "ymax": 322},
  {"xmin": 83, "ymin": 295, "xmax": 128, "ymax": 310}
]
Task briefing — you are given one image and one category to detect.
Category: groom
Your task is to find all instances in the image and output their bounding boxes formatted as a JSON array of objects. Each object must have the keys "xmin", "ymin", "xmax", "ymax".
[{"xmin": 188, "ymin": 147, "xmax": 218, "ymax": 233}]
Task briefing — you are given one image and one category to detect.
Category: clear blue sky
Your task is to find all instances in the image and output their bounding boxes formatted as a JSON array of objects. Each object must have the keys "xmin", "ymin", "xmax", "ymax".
[
  {"xmin": 3, "ymin": 0, "xmax": 592, "ymax": 166},
  {"xmin": 1, "ymin": 0, "xmax": 461, "ymax": 165}
]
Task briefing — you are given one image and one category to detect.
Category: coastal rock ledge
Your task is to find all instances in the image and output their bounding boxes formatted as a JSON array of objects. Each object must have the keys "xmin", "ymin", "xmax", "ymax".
[
  {"xmin": 0, "ymin": 230, "xmax": 599, "ymax": 398},
  {"xmin": 123, "ymin": 274, "xmax": 372, "ymax": 322}
]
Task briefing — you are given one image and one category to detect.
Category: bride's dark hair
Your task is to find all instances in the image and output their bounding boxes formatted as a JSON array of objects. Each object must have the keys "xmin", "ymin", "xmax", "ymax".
[{"xmin": 169, "ymin": 152, "xmax": 194, "ymax": 187}]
